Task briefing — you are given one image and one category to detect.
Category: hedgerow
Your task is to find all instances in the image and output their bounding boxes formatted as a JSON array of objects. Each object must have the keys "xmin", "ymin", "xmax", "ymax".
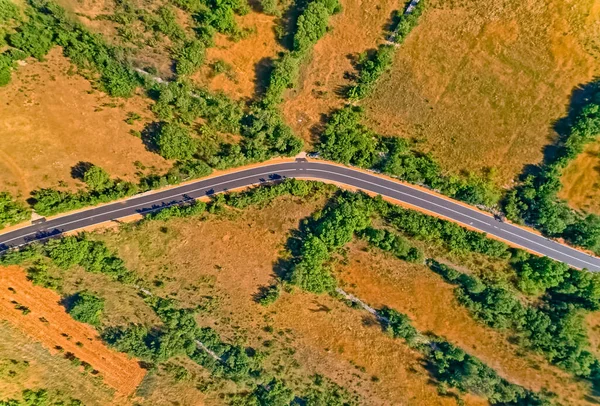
[
  {"xmin": 428, "ymin": 259, "xmax": 600, "ymax": 384},
  {"xmin": 318, "ymin": 106, "xmax": 501, "ymax": 207},
  {"xmin": 374, "ymin": 306, "xmax": 550, "ymax": 404}
]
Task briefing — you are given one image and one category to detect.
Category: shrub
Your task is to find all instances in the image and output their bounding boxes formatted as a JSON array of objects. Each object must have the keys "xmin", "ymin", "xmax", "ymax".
[
  {"xmin": 83, "ymin": 165, "xmax": 113, "ymax": 192},
  {"xmin": 293, "ymin": 0, "xmax": 340, "ymax": 53},
  {"xmin": 155, "ymin": 122, "xmax": 197, "ymax": 160},
  {"xmin": 256, "ymin": 283, "xmax": 281, "ymax": 306},
  {"xmin": 66, "ymin": 291, "xmax": 105, "ymax": 326},
  {"xmin": 358, "ymin": 226, "xmax": 423, "ymax": 262},
  {"xmin": 174, "ymin": 39, "xmax": 205, "ymax": 75},
  {"xmin": 378, "ymin": 307, "xmax": 418, "ymax": 344},
  {"xmin": 0, "ymin": 192, "xmax": 30, "ymax": 228}
]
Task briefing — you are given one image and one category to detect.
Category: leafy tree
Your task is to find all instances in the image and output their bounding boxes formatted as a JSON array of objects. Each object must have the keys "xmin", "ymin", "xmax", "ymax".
[
  {"xmin": 156, "ymin": 122, "xmax": 196, "ymax": 160},
  {"xmin": 514, "ymin": 255, "xmax": 569, "ymax": 295},
  {"xmin": 319, "ymin": 106, "xmax": 379, "ymax": 167},
  {"xmin": 83, "ymin": 165, "xmax": 113, "ymax": 192},
  {"xmin": 66, "ymin": 291, "xmax": 105, "ymax": 326},
  {"xmin": 0, "ymin": 192, "xmax": 30, "ymax": 228}
]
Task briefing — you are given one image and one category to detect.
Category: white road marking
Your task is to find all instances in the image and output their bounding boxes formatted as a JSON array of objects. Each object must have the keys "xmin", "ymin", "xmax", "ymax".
[{"xmin": 2, "ymin": 161, "xmax": 599, "ymax": 269}]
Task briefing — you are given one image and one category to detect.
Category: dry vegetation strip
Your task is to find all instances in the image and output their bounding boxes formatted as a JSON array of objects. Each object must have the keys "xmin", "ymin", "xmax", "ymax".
[
  {"xmin": 336, "ymin": 242, "xmax": 595, "ymax": 406},
  {"xmin": 0, "ymin": 266, "xmax": 146, "ymax": 397}
]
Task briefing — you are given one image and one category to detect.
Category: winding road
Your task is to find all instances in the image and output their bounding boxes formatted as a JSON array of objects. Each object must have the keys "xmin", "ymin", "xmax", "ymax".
[{"xmin": 1, "ymin": 159, "xmax": 599, "ymax": 271}]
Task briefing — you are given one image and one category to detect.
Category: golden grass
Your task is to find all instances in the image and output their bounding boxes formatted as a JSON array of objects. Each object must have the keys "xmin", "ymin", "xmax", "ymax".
[
  {"xmin": 362, "ymin": 0, "xmax": 600, "ymax": 186},
  {"xmin": 0, "ymin": 48, "xmax": 170, "ymax": 201},
  {"xmin": 559, "ymin": 140, "xmax": 600, "ymax": 214}
]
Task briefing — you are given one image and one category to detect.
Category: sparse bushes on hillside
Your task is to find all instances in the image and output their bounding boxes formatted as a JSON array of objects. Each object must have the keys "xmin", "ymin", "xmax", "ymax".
[
  {"xmin": 7, "ymin": 0, "xmax": 141, "ymax": 97},
  {"xmin": 346, "ymin": 0, "xmax": 425, "ymax": 100},
  {"xmin": 174, "ymin": 39, "xmax": 205, "ymax": 76}
]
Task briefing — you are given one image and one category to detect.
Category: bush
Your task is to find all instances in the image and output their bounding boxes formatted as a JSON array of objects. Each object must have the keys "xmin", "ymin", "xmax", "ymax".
[
  {"xmin": 293, "ymin": 0, "xmax": 340, "ymax": 53},
  {"xmin": 45, "ymin": 236, "xmax": 136, "ymax": 283},
  {"xmin": 83, "ymin": 165, "xmax": 113, "ymax": 192},
  {"xmin": 256, "ymin": 283, "xmax": 281, "ymax": 306},
  {"xmin": 0, "ymin": 192, "xmax": 30, "ymax": 228},
  {"xmin": 513, "ymin": 255, "xmax": 569, "ymax": 295},
  {"xmin": 358, "ymin": 226, "xmax": 423, "ymax": 262},
  {"xmin": 347, "ymin": 45, "xmax": 395, "ymax": 101},
  {"xmin": 174, "ymin": 39, "xmax": 205, "ymax": 76},
  {"xmin": 66, "ymin": 291, "xmax": 105, "ymax": 326},
  {"xmin": 155, "ymin": 122, "xmax": 197, "ymax": 160},
  {"xmin": 378, "ymin": 307, "xmax": 418, "ymax": 344},
  {"xmin": 263, "ymin": 51, "xmax": 301, "ymax": 106}
]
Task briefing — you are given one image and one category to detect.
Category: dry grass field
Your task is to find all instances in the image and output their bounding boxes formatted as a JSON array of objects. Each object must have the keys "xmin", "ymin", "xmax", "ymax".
[
  {"xmin": 0, "ymin": 48, "xmax": 170, "ymax": 201},
  {"xmin": 0, "ymin": 266, "xmax": 146, "ymax": 398},
  {"xmin": 559, "ymin": 140, "xmax": 600, "ymax": 214},
  {"xmin": 362, "ymin": 0, "xmax": 600, "ymax": 186}
]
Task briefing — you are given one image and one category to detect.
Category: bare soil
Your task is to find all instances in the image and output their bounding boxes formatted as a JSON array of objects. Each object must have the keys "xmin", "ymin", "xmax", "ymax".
[{"xmin": 0, "ymin": 266, "xmax": 146, "ymax": 398}]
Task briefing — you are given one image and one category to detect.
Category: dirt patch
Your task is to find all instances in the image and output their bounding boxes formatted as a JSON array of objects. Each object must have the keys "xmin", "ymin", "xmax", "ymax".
[
  {"xmin": 0, "ymin": 48, "xmax": 170, "ymax": 200},
  {"xmin": 559, "ymin": 140, "xmax": 600, "ymax": 214},
  {"xmin": 362, "ymin": 0, "xmax": 600, "ymax": 186},
  {"xmin": 280, "ymin": 0, "xmax": 398, "ymax": 143},
  {"xmin": 337, "ymin": 241, "xmax": 594, "ymax": 405},
  {"xmin": 193, "ymin": 12, "xmax": 283, "ymax": 101},
  {"xmin": 0, "ymin": 266, "xmax": 146, "ymax": 397}
]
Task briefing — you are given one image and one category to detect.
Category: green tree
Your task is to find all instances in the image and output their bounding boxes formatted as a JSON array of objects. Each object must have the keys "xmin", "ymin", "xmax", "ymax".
[
  {"xmin": 67, "ymin": 291, "xmax": 105, "ymax": 326},
  {"xmin": 83, "ymin": 165, "xmax": 113, "ymax": 192},
  {"xmin": 156, "ymin": 123, "xmax": 196, "ymax": 160}
]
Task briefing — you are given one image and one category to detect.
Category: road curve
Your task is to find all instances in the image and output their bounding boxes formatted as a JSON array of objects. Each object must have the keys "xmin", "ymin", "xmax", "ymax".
[{"xmin": 1, "ymin": 159, "xmax": 599, "ymax": 271}]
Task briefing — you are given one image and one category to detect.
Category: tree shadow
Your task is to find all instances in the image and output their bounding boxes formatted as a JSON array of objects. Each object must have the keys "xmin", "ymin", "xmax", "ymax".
[
  {"xmin": 141, "ymin": 122, "xmax": 162, "ymax": 154},
  {"xmin": 276, "ymin": 0, "xmax": 309, "ymax": 50},
  {"xmin": 253, "ymin": 56, "xmax": 275, "ymax": 101},
  {"xmin": 70, "ymin": 161, "xmax": 93, "ymax": 181}
]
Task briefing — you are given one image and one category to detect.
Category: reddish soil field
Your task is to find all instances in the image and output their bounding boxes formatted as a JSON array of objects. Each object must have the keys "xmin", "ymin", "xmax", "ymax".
[{"xmin": 0, "ymin": 266, "xmax": 146, "ymax": 398}]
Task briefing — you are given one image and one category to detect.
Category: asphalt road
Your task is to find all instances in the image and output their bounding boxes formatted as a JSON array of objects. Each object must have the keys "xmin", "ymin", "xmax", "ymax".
[{"xmin": 1, "ymin": 159, "xmax": 599, "ymax": 271}]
